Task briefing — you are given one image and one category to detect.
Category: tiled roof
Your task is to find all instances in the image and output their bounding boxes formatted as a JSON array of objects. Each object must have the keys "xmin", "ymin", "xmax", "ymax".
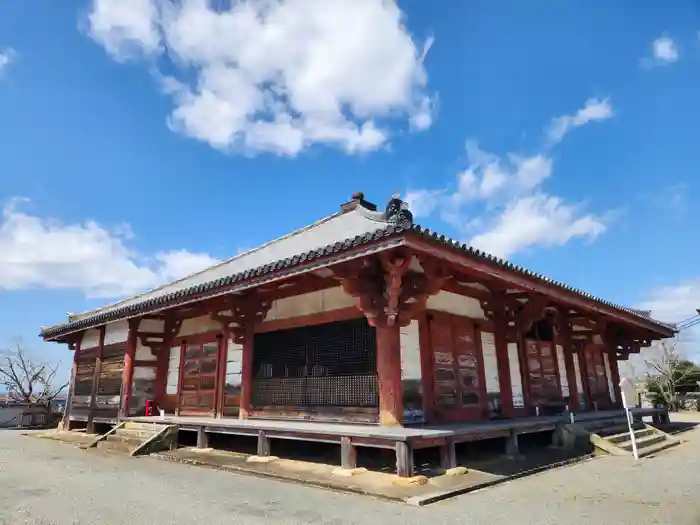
[{"xmin": 40, "ymin": 195, "xmax": 674, "ymax": 339}]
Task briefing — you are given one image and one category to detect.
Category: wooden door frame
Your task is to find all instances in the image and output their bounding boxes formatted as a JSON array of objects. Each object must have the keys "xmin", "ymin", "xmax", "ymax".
[
  {"xmin": 522, "ymin": 338, "xmax": 564, "ymax": 412},
  {"xmin": 175, "ymin": 331, "xmax": 222, "ymax": 417},
  {"xmin": 426, "ymin": 310, "xmax": 489, "ymax": 423},
  {"xmin": 582, "ymin": 343, "xmax": 611, "ymax": 410}
]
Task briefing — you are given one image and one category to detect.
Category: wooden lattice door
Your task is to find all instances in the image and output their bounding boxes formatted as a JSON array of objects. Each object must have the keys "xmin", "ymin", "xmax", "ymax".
[
  {"xmin": 582, "ymin": 344, "xmax": 610, "ymax": 408},
  {"xmin": 178, "ymin": 338, "xmax": 220, "ymax": 415},
  {"xmin": 429, "ymin": 313, "xmax": 487, "ymax": 422},
  {"xmin": 524, "ymin": 339, "xmax": 562, "ymax": 406}
]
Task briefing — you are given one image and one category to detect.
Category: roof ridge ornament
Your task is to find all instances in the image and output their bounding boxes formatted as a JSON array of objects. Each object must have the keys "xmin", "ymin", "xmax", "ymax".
[{"xmin": 384, "ymin": 193, "xmax": 413, "ymax": 229}]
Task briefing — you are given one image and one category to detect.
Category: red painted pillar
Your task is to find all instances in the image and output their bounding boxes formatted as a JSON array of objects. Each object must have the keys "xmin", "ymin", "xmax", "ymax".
[
  {"xmin": 238, "ymin": 324, "xmax": 255, "ymax": 420},
  {"xmin": 376, "ymin": 323, "xmax": 404, "ymax": 427},
  {"xmin": 494, "ymin": 314, "xmax": 514, "ymax": 417},
  {"xmin": 62, "ymin": 337, "xmax": 82, "ymax": 431},
  {"xmin": 120, "ymin": 319, "xmax": 138, "ymax": 419},
  {"xmin": 216, "ymin": 330, "xmax": 229, "ymax": 418}
]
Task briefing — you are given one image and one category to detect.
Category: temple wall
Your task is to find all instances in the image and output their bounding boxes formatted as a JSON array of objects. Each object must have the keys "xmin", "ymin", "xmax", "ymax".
[
  {"xmin": 426, "ymin": 291, "xmax": 485, "ymax": 319},
  {"xmin": 573, "ymin": 353, "xmax": 585, "ymax": 410},
  {"xmin": 135, "ymin": 341, "xmax": 157, "ymax": 361},
  {"xmin": 480, "ymin": 332, "xmax": 500, "ymax": 401},
  {"xmin": 603, "ymin": 353, "xmax": 616, "ymax": 403},
  {"xmin": 165, "ymin": 346, "xmax": 181, "ymax": 396},
  {"xmin": 178, "ymin": 315, "xmax": 220, "ymax": 338},
  {"xmin": 104, "ymin": 320, "xmax": 129, "ymax": 346},
  {"xmin": 556, "ymin": 344, "xmax": 570, "ymax": 398},
  {"xmin": 400, "ymin": 320, "xmax": 422, "ymax": 417},
  {"xmin": 264, "ymin": 287, "xmax": 355, "ymax": 321},
  {"xmin": 80, "ymin": 329, "xmax": 101, "ymax": 350},
  {"xmin": 508, "ymin": 342, "xmax": 525, "ymax": 408}
]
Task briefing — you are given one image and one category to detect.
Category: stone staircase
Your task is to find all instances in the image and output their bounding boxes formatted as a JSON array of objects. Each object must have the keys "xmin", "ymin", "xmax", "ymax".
[
  {"xmin": 85, "ymin": 421, "xmax": 178, "ymax": 456},
  {"xmin": 584, "ymin": 418, "xmax": 681, "ymax": 458}
]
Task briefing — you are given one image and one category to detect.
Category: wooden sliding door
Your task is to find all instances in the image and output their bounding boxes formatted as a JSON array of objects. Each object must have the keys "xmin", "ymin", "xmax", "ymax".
[
  {"xmin": 178, "ymin": 336, "xmax": 221, "ymax": 416},
  {"xmin": 428, "ymin": 313, "xmax": 488, "ymax": 422}
]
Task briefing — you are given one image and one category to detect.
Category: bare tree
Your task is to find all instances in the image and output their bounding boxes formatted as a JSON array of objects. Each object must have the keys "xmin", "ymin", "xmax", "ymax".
[
  {"xmin": 643, "ymin": 337, "xmax": 699, "ymax": 411},
  {"xmin": 0, "ymin": 341, "xmax": 68, "ymax": 405}
]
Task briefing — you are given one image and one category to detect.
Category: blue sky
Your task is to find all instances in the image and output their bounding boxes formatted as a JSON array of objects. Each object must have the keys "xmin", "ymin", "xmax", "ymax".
[{"xmin": 1, "ymin": 0, "xmax": 700, "ymax": 376}]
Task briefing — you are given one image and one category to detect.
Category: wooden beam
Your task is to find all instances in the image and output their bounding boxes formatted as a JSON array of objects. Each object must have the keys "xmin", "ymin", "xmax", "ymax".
[{"xmin": 403, "ymin": 235, "xmax": 674, "ymax": 337}]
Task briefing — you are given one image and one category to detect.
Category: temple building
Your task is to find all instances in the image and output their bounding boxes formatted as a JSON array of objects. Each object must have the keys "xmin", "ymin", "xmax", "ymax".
[{"xmin": 40, "ymin": 193, "xmax": 674, "ymax": 476}]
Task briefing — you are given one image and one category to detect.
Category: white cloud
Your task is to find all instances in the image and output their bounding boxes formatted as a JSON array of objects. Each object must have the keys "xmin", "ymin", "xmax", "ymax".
[
  {"xmin": 403, "ymin": 188, "xmax": 443, "ymax": 218},
  {"xmin": 469, "ymin": 193, "xmax": 605, "ymax": 259},
  {"xmin": 546, "ymin": 97, "xmax": 613, "ymax": 145},
  {"xmin": 0, "ymin": 47, "xmax": 16, "ymax": 75},
  {"xmin": 87, "ymin": 0, "xmax": 161, "ymax": 59},
  {"xmin": 0, "ymin": 199, "xmax": 218, "ymax": 299},
  {"xmin": 406, "ymin": 98, "xmax": 611, "ymax": 258},
  {"xmin": 638, "ymin": 280, "xmax": 700, "ymax": 325},
  {"xmin": 86, "ymin": 0, "xmax": 434, "ymax": 156},
  {"xmin": 652, "ymin": 36, "xmax": 679, "ymax": 64}
]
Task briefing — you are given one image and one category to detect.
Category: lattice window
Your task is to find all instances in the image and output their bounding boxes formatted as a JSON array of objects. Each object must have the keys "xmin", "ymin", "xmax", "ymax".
[{"xmin": 252, "ymin": 317, "xmax": 378, "ymax": 407}]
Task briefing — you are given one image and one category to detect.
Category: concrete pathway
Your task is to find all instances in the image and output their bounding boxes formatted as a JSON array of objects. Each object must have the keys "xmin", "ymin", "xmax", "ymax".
[{"xmin": 1, "ymin": 417, "xmax": 699, "ymax": 524}]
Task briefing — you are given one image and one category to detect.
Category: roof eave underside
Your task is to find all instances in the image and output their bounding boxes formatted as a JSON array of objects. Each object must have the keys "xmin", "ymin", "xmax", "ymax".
[{"xmin": 41, "ymin": 226, "xmax": 675, "ymax": 341}]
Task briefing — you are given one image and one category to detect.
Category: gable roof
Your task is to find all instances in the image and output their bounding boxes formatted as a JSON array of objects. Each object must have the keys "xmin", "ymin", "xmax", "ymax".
[{"xmin": 40, "ymin": 194, "xmax": 675, "ymax": 340}]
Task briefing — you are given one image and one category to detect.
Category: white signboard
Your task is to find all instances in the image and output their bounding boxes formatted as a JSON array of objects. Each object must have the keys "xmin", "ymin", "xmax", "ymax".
[{"xmin": 619, "ymin": 378, "xmax": 639, "ymax": 460}]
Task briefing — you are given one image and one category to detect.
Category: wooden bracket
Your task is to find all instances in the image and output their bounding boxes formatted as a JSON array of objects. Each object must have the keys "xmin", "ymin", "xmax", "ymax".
[
  {"xmin": 334, "ymin": 251, "xmax": 450, "ymax": 328},
  {"xmin": 211, "ymin": 293, "xmax": 272, "ymax": 344},
  {"xmin": 507, "ymin": 294, "xmax": 549, "ymax": 340}
]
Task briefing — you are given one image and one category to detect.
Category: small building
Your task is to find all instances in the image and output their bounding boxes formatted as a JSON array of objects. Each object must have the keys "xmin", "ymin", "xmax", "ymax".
[{"xmin": 40, "ymin": 193, "xmax": 674, "ymax": 475}]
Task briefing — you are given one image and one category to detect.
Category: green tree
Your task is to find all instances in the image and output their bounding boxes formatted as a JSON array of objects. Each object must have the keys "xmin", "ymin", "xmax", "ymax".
[{"xmin": 644, "ymin": 338, "xmax": 700, "ymax": 411}]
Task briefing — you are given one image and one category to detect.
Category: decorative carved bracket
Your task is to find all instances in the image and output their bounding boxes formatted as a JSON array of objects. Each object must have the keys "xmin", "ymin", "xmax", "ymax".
[
  {"xmin": 334, "ymin": 250, "xmax": 450, "ymax": 328},
  {"xmin": 499, "ymin": 294, "xmax": 549, "ymax": 341},
  {"xmin": 211, "ymin": 293, "xmax": 272, "ymax": 344}
]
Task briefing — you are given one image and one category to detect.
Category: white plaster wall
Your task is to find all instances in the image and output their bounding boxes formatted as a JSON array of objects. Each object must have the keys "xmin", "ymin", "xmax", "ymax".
[
  {"xmin": 225, "ymin": 339, "xmax": 243, "ymax": 391},
  {"xmin": 166, "ymin": 346, "xmax": 181, "ymax": 395},
  {"xmin": 481, "ymin": 332, "xmax": 500, "ymax": 394},
  {"xmin": 426, "ymin": 291, "xmax": 485, "ymax": 319},
  {"xmin": 556, "ymin": 345, "xmax": 570, "ymax": 397},
  {"xmin": 177, "ymin": 315, "xmax": 220, "ymax": 338},
  {"xmin": 265, "ymin": 287, "xmax": 355, "ymax": 321},
  {"xmin": 104, "ymin": 320, "xmax": 129, "ymax": 346},
  {"xmin": 603, "ymin": 352, "xmax": 616, "ymax": 403},
  {"xmin": 135, "ymin": 341, "xmax": 157, "ymax": 361},
  {"xmin": 81, "ymin": 329, "xmax": 100, "ymax": 350},
  {"xmin": 573, "ymin": 354, "xmax": 584, "ymax": 397},
  {"xmin": 400, "ymin": 320, "xmax": 421, "ymax": 381},
  {"xmin": 508, "ymin": 342, "xmax": 524, "ymax": 407},
  {"xmin": 140, "ymin": 319, "xmax": 165, "ymax": 333}
]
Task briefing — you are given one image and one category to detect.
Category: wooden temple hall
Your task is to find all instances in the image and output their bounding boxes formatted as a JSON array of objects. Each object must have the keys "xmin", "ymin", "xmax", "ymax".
[{"xmin": 41, "ymin": 192, "xmax": 674, "ymax": 476}]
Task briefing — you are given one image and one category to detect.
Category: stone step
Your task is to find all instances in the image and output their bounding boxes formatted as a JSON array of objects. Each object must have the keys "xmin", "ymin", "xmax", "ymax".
[
  {"xmin": 638, "ymin": 438, "xmax": 681, "ymax": 458},
  {"xmin": 606, "ymin": 427, "xmax": 655, "ymax": 444},
  {"xmin": 105, "ymin": 434, "xmax": 144, "ymax": 447},
  {"xmin": 124, "ymin": 421, "xmax": 165, "ymax": 431},
  {"xmin": 96, "ymin": 439, "xmax": 135, "ymax": 455},
  {"xmin": 618, "ymin": 433, "xmax": 667, "ymax": 452},
  {"xmin": 115, "ymin": 428, "xmax": 159, "ymax": 440}
]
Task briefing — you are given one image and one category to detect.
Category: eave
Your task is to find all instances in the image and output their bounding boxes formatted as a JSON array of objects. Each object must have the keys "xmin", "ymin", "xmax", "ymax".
[{"xmin": 41, "ymin": 223, "xmax": 675, "ymax": 342}]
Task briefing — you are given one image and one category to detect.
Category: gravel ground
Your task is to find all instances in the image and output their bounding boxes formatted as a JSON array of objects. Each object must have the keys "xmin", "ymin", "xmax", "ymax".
[{"xmin": 1, "ymin": 421, "xmax": 700, "ymax": 525}]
